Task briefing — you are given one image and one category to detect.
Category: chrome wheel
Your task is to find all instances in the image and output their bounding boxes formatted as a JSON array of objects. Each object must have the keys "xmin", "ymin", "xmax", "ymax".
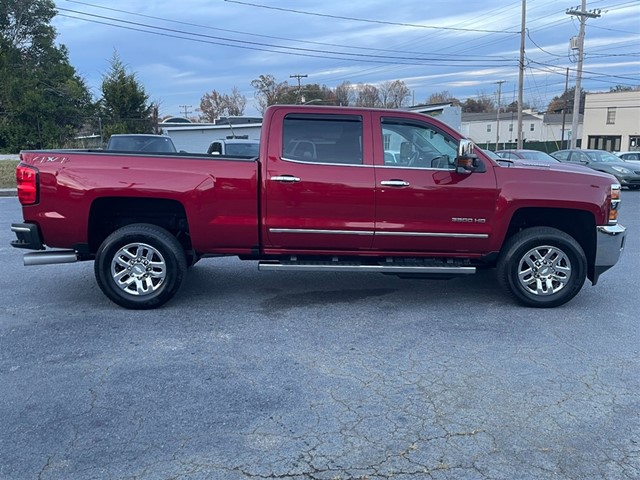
[
  {"xmin": 517, "ymin": 245, "xmax": 571, "ymax": 296},
  {"xmin": 111, "ymin": 242, "xmax": 167, "ymax": 296}
]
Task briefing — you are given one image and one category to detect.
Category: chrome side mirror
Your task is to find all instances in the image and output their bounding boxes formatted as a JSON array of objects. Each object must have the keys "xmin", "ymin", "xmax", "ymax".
[{"xmin": 456, "ymin": 139, "xmax": 479, "ymax": 174}]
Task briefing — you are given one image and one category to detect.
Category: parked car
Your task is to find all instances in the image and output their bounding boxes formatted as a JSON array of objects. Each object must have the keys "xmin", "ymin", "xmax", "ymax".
[
  {"xmin": 551, "ymin": 149, "xmax": 640, "ymax": 190},
  {"xmin": 207, "ymin": 138, "xmax": 259, "ymax": 157},
  {"xmin": 617, "ymin": 151, "xmax": 640, "ymax": 163},
  {"xmin": 106, "ymin": 134, "xmax": 178, "ymax": 153},
  {"xmin": 496, "ymin": 149, "xmax": 559, "ymax": 163}
]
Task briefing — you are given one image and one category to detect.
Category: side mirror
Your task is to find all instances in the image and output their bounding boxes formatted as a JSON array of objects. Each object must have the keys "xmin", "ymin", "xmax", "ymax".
[{"xmin": 456, "ymin": 139, "xmax": 479, "ymax": 174}]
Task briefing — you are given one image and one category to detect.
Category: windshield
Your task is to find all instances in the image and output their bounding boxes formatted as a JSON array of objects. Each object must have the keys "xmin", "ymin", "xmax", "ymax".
[
  {"xmin": 226, "ymin": 143, "xmax": 259, "ymax": 157},
  {"xmin": 589, "ymin": 151, "xmax": 623, "ymax": 163},
  {"xmin": 520, "ymin": 151, "xmax": 558, "ymax": 162}
]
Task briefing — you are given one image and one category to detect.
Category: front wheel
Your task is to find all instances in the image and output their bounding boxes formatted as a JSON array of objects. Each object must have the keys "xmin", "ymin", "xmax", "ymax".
[
  {"xmin": 95, "ymin": 224, "xmax": 187, "ymax": 309},
  {"xmin": 497, "ymin": 227, "xmax": 587, "ymax": 308}
]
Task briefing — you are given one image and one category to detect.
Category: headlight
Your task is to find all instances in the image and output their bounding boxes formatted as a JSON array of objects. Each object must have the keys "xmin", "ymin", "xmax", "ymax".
[{"xmin": 611, "ymin": 166, "xmax": 632, "ymax": 174}]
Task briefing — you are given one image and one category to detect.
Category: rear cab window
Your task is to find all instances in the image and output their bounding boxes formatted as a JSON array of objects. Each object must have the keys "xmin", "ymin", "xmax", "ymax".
[{"xmin": 282, "ymin": 114, "xmax": 363, "ymax": 165}]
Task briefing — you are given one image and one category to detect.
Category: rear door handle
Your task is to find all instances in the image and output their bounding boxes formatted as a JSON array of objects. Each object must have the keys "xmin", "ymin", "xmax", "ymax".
[
  {"xmin": 271, "ymin": 175, "xmax": 301, "ymax": 183},
  {"xmin": 380, "ymin": 180, "xmax": 410, "ymax": 187}
]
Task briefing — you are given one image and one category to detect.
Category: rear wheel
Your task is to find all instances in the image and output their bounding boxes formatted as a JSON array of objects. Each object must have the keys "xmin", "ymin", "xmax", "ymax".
[
  {"xmin": 95, "ymin": 224, "xmax": 187, "ymax": 309},
  {"xmin": 497, "ymin": 227, "xmax": 586, "ymax": 308}
]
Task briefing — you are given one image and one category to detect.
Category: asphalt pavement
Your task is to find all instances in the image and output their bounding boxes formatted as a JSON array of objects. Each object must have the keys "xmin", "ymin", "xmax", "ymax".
[{"xmin": 1, "ymin": 194, "xmax": 638, "ymax": 480}]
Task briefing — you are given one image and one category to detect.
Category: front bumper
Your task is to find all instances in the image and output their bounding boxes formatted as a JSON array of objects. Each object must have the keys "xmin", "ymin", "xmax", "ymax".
[{"xmin": 592, "ymin": 224, "xmax": 626, "ymax": 284}]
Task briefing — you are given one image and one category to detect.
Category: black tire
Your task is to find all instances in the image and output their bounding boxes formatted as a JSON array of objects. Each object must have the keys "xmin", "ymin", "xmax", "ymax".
[
  {"xmin": 94, "ymin": 223, "xmax": 187, "ymax": 309},
  {"xmin": 497, "ymin": 227, "xmax": 587, "ymax": 308}
]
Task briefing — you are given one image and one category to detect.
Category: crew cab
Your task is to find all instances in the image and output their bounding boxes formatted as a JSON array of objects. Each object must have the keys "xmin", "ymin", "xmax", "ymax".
[{"xmin": 11, "ymin": 105, "xmax": 626, "ymax": 309}]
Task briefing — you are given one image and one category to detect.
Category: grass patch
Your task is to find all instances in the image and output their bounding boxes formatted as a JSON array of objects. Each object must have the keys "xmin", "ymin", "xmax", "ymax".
[{"xmin": 0, "ymin": 160, "xmax": 19, "ymax": 188}]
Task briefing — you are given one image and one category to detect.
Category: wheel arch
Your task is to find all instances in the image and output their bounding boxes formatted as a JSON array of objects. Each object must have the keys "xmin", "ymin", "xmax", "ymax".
[
  {"xmin": 503, "ymin": 207, "xmax": 597, "ymax": 282},
  {"xmin": 88, "ymin": 197, "xmax": 192, "ymax": 256}
]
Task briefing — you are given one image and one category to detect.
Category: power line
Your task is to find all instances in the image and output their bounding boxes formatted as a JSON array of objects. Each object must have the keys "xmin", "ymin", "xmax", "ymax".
[
  {"xmin": 223, "ymin": 0, "xmax": 520, "ymax": 34},
  {"xmin": 63, "ymin": 0, "xmax": 513, "ymax": 60},
  {"xmin": 56, "ymin": 8, "xmax": 516, "ymax": 66}
]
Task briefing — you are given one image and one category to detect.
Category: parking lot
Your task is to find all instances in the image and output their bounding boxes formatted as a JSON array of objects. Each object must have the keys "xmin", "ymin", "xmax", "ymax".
[{"xmin": 1, "ymin": 193, "xmax": 638, "ymax": 480}]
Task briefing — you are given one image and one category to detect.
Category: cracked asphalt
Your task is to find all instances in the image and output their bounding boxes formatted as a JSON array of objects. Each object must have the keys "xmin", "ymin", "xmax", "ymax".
[{"xmin": 1, "ymin": 194, "xmax": 638, "ymax": 480}]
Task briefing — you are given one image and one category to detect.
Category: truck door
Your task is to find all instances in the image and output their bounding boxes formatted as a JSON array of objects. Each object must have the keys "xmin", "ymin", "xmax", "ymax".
[
  {"xmin": 263, "ymin": 110, "xmax": 375, "ymax": 252},
  {"xmin": 372, "ymin": 113, "xmax": 498, "ymax": 254}
]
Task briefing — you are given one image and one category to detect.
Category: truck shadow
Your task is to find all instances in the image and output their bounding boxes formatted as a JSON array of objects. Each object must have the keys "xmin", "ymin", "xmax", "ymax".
[{"xmin": 178, "ymin": 258, "xmax": 506, "ymax": 313}]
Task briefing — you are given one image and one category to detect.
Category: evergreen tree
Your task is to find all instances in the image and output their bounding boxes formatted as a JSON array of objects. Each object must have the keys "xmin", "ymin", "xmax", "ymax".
[
  {"xmin": 99, "ymin": 52, "xmax": 152, "ymax": 137},
  {"xmin": 0, "ymin": 0, "xmax": 94, "ymax": 151}
]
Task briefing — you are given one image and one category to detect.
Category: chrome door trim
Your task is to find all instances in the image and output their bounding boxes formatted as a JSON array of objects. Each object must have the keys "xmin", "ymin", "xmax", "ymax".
[
  {"xmin": 376, "ymin": 231, "xmax": 489, "ymax": 239},
  {"xmin": 269, "ymin": 228, "xmax": 487, "ymax": 239},
  {"xmin": 269, "ymin": 228, "xmax": 374, "ymax": 236}
]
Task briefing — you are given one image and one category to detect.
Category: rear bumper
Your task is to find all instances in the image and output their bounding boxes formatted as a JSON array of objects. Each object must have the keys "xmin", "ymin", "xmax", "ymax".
[
  {"xmin": 592, "ymin": 224, "xmax": 626, "ymax": 284},
  {"xmin": 11, "ymin": 223, "xmax": 44, "ymax": 250},
  {"xmin": 11, "ymin": 222, "xmax": 79, "ymax": 266}
]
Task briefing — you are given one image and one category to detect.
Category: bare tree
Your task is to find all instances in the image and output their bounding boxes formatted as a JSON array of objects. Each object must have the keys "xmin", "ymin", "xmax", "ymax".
[
  {"xmin": 355, "ymin": 84, "xmax": 380, "ymax": 107},
  {"xmin": 198, "ymin": 87, "xmax": 247, "ymax": 122},
  {"xmin": 198, "ymin": 90, "xmax": 227, "ymax": 122},
  {"xmin": 226, "ymin": 87, "xmax": 247, "ymax": 116},
  {"xmin": 250, "ymin": 74, "xmax": 290, "ymax": 114},
  {"xmin": 335, "ymin": 81, "xmax": 354, "ymax": 106},
  {"xmin": 426, "ymin": 90, "xmax": 460, "ymax": 105},
  {"xmin": 379, "ymin": 80, "xmax": 410, "ymax": 108}
]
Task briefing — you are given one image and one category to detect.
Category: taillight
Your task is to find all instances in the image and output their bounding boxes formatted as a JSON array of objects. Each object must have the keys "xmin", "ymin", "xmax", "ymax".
[
  {"xmin": 16, "ymin": 164, "xmax": 39, "ymax": 205},
  {"xmin": 609, "ymin": 183, "xmax": 621, "ymax": 224}
]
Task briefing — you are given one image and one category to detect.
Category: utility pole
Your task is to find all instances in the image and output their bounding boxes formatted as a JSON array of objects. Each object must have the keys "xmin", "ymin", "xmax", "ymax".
[
  {"xmin": 566, "ymin": 2, "xmax": 601, "ymax": 149},
  {"xmin": 179, "ymin": 105, "xmax": 192, "ymax": 118},
  {"xmin": 561, "ymin": 68, "xmax": 569, "ymax": 149},
  {"xmin": 517, "ymin": 0, "xmax": 526, "ymax": 149},
  {"xmin": 290, "ymin": 74, "xmax": 308, "ymax": 104},
  {"xmin": 495, "ymin": 80, "xmax": 506, "ymax": 151}
]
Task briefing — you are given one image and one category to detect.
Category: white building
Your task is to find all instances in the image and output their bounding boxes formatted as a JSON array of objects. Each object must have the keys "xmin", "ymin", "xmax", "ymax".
[
  {"xmin": 406, "ymin": 103, "xmax": 462, "ymax": 131},
  {"xmin": 582, "ymin": 90, "xmax": 640, "ymax": 152},
  {"xmin": 461, "ymin": 110, "xmax": 583, "ymax": 150},
  {"xmin": 160, "ymin": 117, "xmax": 262, "ymax": 153}
]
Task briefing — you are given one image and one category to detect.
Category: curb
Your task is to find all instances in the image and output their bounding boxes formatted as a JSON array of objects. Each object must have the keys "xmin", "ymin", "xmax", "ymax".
[{"xmin": 0, "ymin": 188, "xmax": 17, "ymax": 197}]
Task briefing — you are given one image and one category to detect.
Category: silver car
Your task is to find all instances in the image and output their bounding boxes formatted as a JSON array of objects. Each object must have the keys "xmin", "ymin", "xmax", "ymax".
[{"xmin": 552, "ymin": 149, "xmax": 640, "ymax": 190}]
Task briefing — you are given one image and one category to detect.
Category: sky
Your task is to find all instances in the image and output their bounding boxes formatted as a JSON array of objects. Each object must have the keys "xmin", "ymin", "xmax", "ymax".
[{"xmin": 51, "ymin": 0, "xmax": 640, "ymax": 119}]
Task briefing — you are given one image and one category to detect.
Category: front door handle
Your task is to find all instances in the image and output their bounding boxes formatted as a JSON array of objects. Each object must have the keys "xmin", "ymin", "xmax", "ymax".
[
  {"xmin": 380, "ymin": 180, "xmax": 410, "ymax": 187},
  {"xmin": 271, "ymin": 175, "xmax": 301, "ymax": 183}
]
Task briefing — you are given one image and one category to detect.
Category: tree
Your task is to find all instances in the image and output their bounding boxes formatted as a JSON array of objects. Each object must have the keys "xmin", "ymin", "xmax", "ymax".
[
  {"xmin": 299, "ymin": 83, "xmax": 336, "ymax": 105},
  {"xmin": 0, "ymin": 0, "xmax": 94, "ymax": 151},
  {"xmin": 355, "ymin": 84, "xmax": 381, "ymax": 107},
  {"xmin": 503, "ymin": 100, "xmax": 530, "ymax": 113},
  {"xmin": 335, "ymin": 81, "xmax": 354, "ymax": 107},
  {"xmin": 379, "ymin": 80, "xmax": 410, "ymax": 108},
  {"xmin": 226, "ymin": 87, "xmax": 247, "ymax": 116},
  {"xmin": 198, "ymin": 90, "xmax": 227, "ymax": 123},
  {"xmin": 198, "ymin": 87, "xmax": 247, "ymax": 122},
  {"xmin": 462, "ymin": 93, "xmax": 495, "ymax": 113},
  {"xmin": 547, "ymin": 87, "xmax": 586, "ymax": 114},
  {"xmin": 250, "ymin": 74, "xmax": 290, "ymax": 114},
  {"xmin": 100, "ymin": 51, "xmax": 152, "ymax": 137},
  {"xmin": 609, "ymin": 85, "xmax": 636, "ymax": 92},
  {"xmin": 426, "ymin": 91, "xmax": 460, "ymax": 105}
]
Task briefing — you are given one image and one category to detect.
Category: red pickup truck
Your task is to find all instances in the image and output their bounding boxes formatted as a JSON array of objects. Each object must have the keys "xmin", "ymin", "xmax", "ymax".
[{"xmin": 11, "ymin": 105, "xmax": 626, "ymax": 309}]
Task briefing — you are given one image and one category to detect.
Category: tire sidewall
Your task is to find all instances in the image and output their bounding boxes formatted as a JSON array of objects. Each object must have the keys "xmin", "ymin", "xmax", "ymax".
[
  {"xmin": 95, "ymin": 224, "xmax": 187, "ymax": 309},
  {"xmin": 498, "ymin": 227, "xmax": 587, "ymax": 308}
]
